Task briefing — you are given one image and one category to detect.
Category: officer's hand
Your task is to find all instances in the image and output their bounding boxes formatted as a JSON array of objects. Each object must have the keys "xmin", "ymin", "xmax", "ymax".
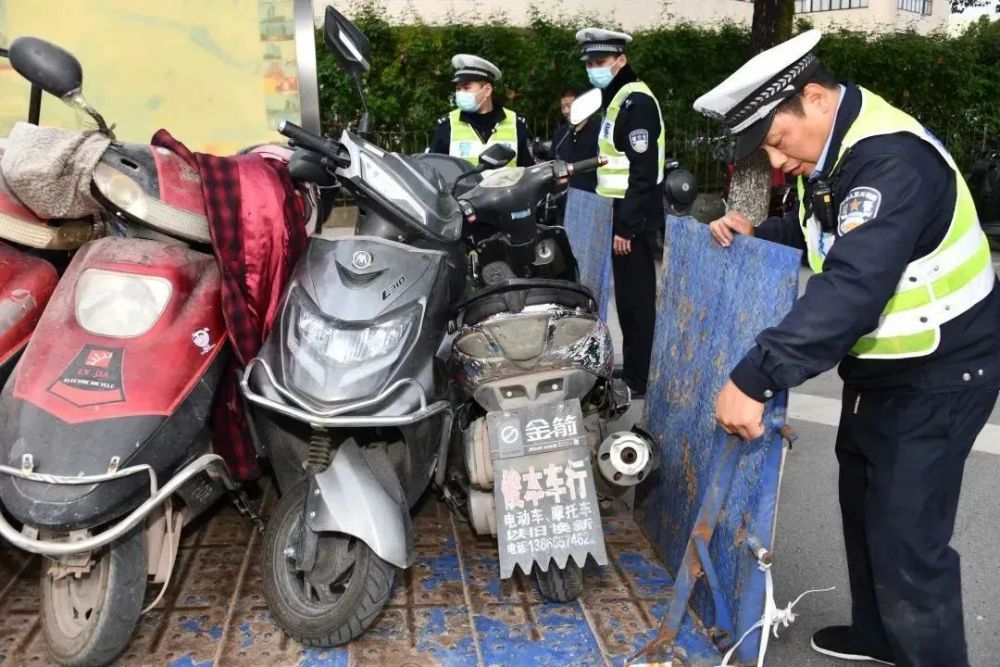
[
  {"xmin": 613, "ymin": 235, "xmax": 632, "ymax": 256},
  {"xmin": 709, "ymin": 211, "xmax": 754, "ymax": 248},
  {"xmin": 715, "ymin": 380, "xmax": 765, "ymax": 441}
]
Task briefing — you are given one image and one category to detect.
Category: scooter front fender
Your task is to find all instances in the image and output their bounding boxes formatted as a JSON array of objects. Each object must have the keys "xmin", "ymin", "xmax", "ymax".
[{"xmin": 305, "ymin": 438, "xmax": 414, "ymax": 569}]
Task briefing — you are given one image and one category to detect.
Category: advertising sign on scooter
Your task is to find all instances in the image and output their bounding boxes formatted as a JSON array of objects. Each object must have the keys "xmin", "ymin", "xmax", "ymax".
[{"xmin": 488, "ymin": 399, "xmax": 608, "ymax": 578}]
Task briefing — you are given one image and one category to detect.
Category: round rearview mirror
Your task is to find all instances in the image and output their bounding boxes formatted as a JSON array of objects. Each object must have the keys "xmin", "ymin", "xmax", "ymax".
[{"xmin": 9, "ymin": 36, "xmax": 83, "ymax": 100}]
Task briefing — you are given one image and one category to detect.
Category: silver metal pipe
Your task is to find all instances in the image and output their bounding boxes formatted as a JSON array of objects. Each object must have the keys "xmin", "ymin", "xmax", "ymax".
[
  {"xmin": 0, "ymin": 461, "xmax": 158, "ymax": 496},
  {"xmin": 242, "ymin": 385, "xmax": 451, "ymax": 427},
  {"xmin": 0, "ymin": 454, "xmax": 236, "ymax": 557}
]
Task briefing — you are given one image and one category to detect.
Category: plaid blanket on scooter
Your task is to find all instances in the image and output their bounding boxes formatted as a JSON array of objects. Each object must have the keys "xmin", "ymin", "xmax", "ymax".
[{"xmin": 151, "ymin": 130, "xmax": 308, "ymax": 481}]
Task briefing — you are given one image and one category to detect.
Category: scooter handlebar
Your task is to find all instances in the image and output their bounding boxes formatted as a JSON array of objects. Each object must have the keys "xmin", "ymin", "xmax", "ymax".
[
  {"xmin": 278, "ymin": 120, "xmax": 350, "ymax": 168},
  {"xmin": 567, "ymin": 156, "xmax": 606, "ymax": 175}
]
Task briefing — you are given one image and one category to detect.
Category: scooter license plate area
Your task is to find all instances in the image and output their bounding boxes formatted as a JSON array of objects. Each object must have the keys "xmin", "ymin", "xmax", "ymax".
[{"xmin": 486, "ymin": 399, "xmax": 608, "ymax": 579}]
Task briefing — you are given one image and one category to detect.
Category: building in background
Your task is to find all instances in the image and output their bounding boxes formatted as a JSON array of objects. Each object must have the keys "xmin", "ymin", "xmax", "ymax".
[{"xmin": 317, "ymin": 0, "xmax": 950, "ymax": 34}]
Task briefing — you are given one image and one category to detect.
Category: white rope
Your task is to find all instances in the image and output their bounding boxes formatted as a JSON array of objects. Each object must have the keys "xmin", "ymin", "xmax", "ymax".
[{"xmin": 715, "ymin": 556, "xmax": 834, "ymax": 667}]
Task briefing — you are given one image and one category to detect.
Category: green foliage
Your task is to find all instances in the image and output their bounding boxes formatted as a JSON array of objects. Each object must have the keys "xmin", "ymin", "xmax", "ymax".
[{"xmin": 315, "ymin": 4, "xmax": 1000, "ymax": 186}]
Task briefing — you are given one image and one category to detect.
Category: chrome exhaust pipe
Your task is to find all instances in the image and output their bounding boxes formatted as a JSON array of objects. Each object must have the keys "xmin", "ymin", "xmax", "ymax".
[{"xmin": 596, "ymin": 431, "xmax": 656, "ymax": 496}]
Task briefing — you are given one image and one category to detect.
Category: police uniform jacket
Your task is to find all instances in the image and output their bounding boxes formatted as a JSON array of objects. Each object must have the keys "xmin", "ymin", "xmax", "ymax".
[
  {"xmin": 731, "ymin": 83, "xmax": 1000, "ymax": 401},
  {"xmin": 601, "ymin": 65, "xmax": 665, "ymax": 238},
  {"xmin": 428, "ymin": 107, "xmax": 534, "ymax": 167},
  {"xmin": 552, "ymin": 119, "xmax": 600, "ymax": 193}
]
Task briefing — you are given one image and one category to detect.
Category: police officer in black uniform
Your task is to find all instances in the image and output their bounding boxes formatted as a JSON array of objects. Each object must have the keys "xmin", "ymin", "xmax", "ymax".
[
  {"xmin": 696, "ymin": 30, "xmax": 1000, "ymax": 667},
  {"xmin": 427, "ymin": 54, "xmax": 533, "ymax": 168},
  {"xmin": 576, "ymin": 28, "xmax": 666, "ymax": 397}
]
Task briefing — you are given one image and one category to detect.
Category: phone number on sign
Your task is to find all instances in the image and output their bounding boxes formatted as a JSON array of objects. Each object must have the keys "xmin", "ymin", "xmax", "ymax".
[{"xmin": 507, "ymin": 532, "xmax": 596, "ymax": 556}]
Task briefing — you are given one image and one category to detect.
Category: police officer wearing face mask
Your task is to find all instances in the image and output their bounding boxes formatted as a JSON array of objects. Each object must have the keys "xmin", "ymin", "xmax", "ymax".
[
  {"xmin": 696, "ymin": 29, "xmax": 1000, "ymax": 667},
  {"xmin": 428, "ymin": 54, "xmax": 533, "ymax": 168},
  {"xmin": 576, "ymin": 28, "xmax": 666, "ymax": 397}
]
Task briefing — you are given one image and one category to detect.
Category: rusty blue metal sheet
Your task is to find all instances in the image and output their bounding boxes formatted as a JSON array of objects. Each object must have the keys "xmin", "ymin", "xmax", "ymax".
[
  {"xmin": 563, "ymin": 187, "xmax": 613, "ymax": 321},
  {"xmin": 635, "ymin": 216, "xmax": 800, "ymax": 664}
]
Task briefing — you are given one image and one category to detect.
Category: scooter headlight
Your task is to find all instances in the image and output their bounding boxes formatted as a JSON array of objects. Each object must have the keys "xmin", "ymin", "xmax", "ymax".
[
  {"xmin": 92, "ymin": 163, "xmax": 211, "ymax": 244},
  {"xmin": 283, "ymin": 287, "xmax": 422, "ymax": 404},
  {"xmin": 296, "ymin": 306, "xmax": 413, "ymax": 365},
  {"xmin": 75, "ymin": 268, "xmax": 173, "ymax": 337}
]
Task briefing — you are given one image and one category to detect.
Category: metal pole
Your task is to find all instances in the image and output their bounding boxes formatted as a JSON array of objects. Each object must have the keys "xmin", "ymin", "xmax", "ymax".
[{"xmin": 27, "ymin": 85, "xmax": 41, "ymax": 125}]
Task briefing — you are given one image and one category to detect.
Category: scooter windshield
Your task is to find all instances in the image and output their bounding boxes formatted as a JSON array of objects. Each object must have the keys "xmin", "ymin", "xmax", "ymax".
[{"xmin": 346, "ymin": 134, "xmax": 464, "ymax": 242}]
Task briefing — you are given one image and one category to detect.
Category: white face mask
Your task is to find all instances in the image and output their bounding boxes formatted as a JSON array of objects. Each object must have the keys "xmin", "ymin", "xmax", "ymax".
[{"xmin": 455, "ymin": 90, "xmax": 483, "ymax": 112}]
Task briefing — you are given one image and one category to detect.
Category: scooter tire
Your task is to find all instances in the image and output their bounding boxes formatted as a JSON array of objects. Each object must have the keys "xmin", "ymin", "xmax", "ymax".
[
  {"xmin": 40, "ymin": 526, "xmax": 147, "ymax": 667},
  {"xmin": 261, "ymin": 482, "xmax": 396, "ymax": 647},
  {"xmin": 533, "ymin": 559, "xmax": 584, "ymax": 603}
]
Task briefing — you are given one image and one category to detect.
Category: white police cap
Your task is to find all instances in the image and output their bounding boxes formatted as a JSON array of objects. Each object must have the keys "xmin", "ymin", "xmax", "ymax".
[
  {"xmin": 693, "ymin": 29, "xmax": 823, "ymax": 160},
  {"xmin": 575, "ymin": 28, "xmax": 633, "ymax": 61},
  {"xmin": 451, "ymin": 54, "xmax": 501, "ymax": 83}
]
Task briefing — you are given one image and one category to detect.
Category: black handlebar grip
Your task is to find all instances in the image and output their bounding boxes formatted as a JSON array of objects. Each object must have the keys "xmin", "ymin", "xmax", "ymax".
[
  {"xmin": 568, "ymin": 156, "xmax": 605, "ymax": 175},
  {"xmin": 278, "ymin": 120, "xmax": 350, "ymax": 167}
]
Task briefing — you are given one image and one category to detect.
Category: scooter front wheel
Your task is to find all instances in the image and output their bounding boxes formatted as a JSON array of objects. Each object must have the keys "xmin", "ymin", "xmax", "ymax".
[
  {"xmin": 532, "ymin": 558, "xmax": 584, "ymax": 603},
  {"xmin": 40, "ymin": 526, "xmax": 147, "ymax": 667},
  {"xmin": 261, "ymin": 481, "xmax": 396, "ymax": 646}
]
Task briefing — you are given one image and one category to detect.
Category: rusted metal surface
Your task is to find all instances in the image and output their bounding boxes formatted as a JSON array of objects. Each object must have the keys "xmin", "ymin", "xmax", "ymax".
[
  {"xmin": 0, "ymin": 485, "xmax": 719, "ymax": 666},
  {"xmin": 634, "ymin": 217, "xmax": 801, "ymax": 664}
]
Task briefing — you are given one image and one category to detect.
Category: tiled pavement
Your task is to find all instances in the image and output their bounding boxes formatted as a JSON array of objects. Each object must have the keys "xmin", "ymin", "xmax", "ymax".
[{"xmin": 0, "ymin": 484, "xmax": 706, "ymax": 667}]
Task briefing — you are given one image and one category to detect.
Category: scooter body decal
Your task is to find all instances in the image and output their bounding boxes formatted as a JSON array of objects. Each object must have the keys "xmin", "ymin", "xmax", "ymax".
[{"xmin": 47, "ymin": 345, "xmax": 126, "ymax": 407}]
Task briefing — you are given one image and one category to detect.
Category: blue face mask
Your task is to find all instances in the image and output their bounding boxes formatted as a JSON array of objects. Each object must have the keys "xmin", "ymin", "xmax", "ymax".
[
  {"xmin": 587, "ymin": 66, "xmax": 615, "ymax": 89},
  {"xmin": 455, "ymin": 90, "xmax": 483, "ymax": 113}
]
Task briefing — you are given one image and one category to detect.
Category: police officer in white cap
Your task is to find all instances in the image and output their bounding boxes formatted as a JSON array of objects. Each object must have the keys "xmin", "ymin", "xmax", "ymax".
[
  {"xmin": 576, "ymin": 28, "xmax": 666, "ymax": 397},
  {"xmin": 695, "ymin": 29, "xmax": 1000, "ymax": 666},
  {"xmin": 427, "ymin": 54, "xmax": 532, "ymax": 167}
]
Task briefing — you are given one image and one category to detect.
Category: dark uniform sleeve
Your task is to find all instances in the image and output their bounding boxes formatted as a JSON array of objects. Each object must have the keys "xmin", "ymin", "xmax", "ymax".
[
  {"xmin": 730, "ymin": 153, "xmax": 939, "ymax": 401},
  {"xmin": 427, "ymin": 116, "xmax": 451, "ymax": 155},
  {"xmin": 516, "ymin": 116, "xmax": 534, "ymax": 167},
  {"xmin": 755, "ymin": 206, "xmax": 806, "ymax": 251},
  {"xmin": 614, "ymin": 93, "xmax": 664, "ymax": 238}
]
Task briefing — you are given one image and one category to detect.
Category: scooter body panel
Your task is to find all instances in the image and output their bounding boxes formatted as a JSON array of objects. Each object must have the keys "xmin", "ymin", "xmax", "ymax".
[
  {"xmin": 253, "ymin": 235, "xmax": 450, "ymax": 416},
  {"xmin": 12, "ymin": 237, "xmax": 225, "ymax": 421},
  {"xmin": 0, "ymin": 243, "xmax": 57, "ymax": 376},
  {"xmin": 0, "ymin": 237, "xmax": 227, "ymax": 530}
]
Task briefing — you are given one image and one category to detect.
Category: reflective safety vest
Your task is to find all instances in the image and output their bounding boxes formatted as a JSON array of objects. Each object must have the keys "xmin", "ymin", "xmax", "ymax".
[
  {"xmin": 797, "ymin": 87, "xmax": 995, "ymax": 360},
  {"xmin": 448, "ymin": 108, "xmax": 519, "ymax": 167},
  {"xmin": 596, "ymin": 81, "xmax": 665, "ymax": 199}
]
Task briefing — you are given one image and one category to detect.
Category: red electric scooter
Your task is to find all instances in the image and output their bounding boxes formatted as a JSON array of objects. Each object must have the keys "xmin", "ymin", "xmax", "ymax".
[{"xmin": 0, "ymin": 37, "xmax": 276, "ymax": 667}]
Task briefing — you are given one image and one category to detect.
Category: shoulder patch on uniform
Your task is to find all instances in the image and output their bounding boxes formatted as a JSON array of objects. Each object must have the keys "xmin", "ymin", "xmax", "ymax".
[
  {"xmin": 837, "ymin": 186, "xmax": 882, "ymax": 235},
  {"xmin": 437, "ymin": 116, "xmax": 448, "ymax": 125},
  {"xmin": 629, "ymin": 129, "xmax": 649, "ymax": 154}
]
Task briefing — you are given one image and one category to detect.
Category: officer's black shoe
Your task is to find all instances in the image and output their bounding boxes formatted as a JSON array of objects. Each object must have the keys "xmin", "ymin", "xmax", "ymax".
[
  {"xmin": 626, "ymin": 380, "xmax": 647, "ymax": 399},
  {"xmin": 811, "ymin": 626, "xmax": 895, "ymax": 665}
]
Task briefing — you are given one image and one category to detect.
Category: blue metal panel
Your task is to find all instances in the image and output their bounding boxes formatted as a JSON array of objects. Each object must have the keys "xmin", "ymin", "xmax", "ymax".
[
  {"xmin": 635, "ymin": 216, "xmax": 801, "ymax": 664},
  {"xmin": 563, "ymin": 188, "xmax": 613, "ymax": 321}
]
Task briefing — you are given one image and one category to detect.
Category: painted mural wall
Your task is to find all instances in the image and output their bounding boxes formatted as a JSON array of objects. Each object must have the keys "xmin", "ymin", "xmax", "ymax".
[{"xmin": 0, "ymin": 0, "xmax": 304, "ymax": 154}]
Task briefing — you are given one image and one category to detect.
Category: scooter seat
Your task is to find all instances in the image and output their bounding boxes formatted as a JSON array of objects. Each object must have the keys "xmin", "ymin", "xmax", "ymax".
[{"xmin": 456, "ymin": 279, "xmax": 596, "ymax": 327}]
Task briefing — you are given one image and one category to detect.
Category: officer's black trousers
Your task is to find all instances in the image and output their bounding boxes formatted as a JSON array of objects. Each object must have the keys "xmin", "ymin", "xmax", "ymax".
[
  {"xmin": 612, "ymin": 230, "xmax": 657, "ymax": 395},
  {"xmin": 836, "ymin": 383, "xmax": 999, "ymax": 667}
]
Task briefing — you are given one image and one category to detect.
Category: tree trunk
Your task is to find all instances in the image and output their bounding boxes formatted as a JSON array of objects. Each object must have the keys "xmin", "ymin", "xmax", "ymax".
[{"xmin": 729, "ymin": 0, "xmax": 795, "ymax": 224}]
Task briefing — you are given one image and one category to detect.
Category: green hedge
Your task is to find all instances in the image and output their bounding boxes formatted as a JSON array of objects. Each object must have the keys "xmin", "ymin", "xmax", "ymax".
[{"xmin": 316, "ymin": 6, "xmax": 1000, "ymax": 186}]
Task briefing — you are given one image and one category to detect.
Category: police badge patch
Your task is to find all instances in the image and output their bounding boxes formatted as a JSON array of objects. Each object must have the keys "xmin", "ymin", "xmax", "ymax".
[
  {"xmin": 629, "ymin": 129, "xmax": 649, "ymax": 153},
  {"xmin": 838, "ymin": 186, "xmax": 882, "ymax": 235}
]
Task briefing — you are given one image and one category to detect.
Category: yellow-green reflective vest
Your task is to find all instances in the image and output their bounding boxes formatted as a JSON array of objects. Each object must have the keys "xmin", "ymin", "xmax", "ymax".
[
  {"xmin": 796, "ymin": 87, "xmax": 994, "ymax": 360},
  {"xmin": 448, "ymin": 108, "xmax": 519, "ymax": 167},
  {"xmin": 596, "ymin": 82, "xmax": 665, "ymax": 199}
]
